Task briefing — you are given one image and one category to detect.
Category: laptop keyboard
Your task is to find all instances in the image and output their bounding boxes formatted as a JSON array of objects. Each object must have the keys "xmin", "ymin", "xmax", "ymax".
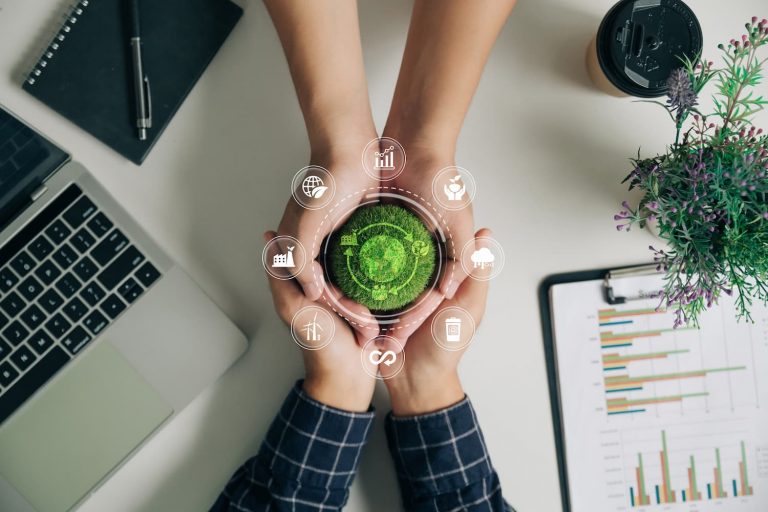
[{"xmin": 0, "ymin": 184, "xmax": 162, "ymax": 424}]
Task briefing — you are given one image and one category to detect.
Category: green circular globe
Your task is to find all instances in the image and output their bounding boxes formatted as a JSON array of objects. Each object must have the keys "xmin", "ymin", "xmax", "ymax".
[
  {"xmin": 328, "ymin": 204, "xmax": 437, "ymax": 311},
  {"xmin": 359, "ymin": 235, "xmax": 407, "ymax": 283}
]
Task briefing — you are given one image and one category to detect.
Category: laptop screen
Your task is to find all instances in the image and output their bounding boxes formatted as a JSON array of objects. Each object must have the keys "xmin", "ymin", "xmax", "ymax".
[{"xmin": 0, "ymin": 107, "xmax": 69, "ymax": 230}]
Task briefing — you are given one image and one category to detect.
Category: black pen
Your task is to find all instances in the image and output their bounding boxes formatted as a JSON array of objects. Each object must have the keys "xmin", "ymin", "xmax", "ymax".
[{"xmin": 129, "ymin": 0, "xmax": 152, "ymax": 140}]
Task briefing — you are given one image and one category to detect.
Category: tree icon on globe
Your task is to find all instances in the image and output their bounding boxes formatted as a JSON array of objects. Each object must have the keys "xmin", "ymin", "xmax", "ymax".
[{"xmin": 301, "ymin": 175, "xmax": 328, "ymax": 198}]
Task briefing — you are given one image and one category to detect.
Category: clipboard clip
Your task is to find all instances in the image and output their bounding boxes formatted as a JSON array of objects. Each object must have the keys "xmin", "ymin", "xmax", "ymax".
[{"xmin": 603, "ymin": 263, "xmax": 664, "ymax": 305}]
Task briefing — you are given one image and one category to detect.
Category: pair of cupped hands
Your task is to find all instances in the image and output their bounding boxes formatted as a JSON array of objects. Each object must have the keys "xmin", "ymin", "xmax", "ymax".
[{"xmin": 264, "ymin": 138, "xmax": 491, "ymax": 414}]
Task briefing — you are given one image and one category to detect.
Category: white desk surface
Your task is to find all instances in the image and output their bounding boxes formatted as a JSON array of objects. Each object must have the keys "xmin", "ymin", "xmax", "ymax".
[{"xmin": 1, "ymin": 0, "xmax": 766, "ymax": 510}]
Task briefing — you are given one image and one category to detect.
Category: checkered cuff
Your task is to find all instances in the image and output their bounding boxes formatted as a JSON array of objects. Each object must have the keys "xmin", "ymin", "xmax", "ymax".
[
  {"xmin": 386, "ymin": 397, "xmax": 512, "ymax": 511},
  {"xmin": 212, "ymin": 381, "xmax": 374, "ymax": 511},
  {"xmin": 256, "ymin": 381, "xmax": 375, "ymax": 488}
]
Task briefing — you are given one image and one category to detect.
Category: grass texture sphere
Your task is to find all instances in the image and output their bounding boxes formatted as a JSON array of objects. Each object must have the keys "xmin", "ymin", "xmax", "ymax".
[{"xmin": 329, "ymin": 205, "xmax": 436, "ymax": 311}]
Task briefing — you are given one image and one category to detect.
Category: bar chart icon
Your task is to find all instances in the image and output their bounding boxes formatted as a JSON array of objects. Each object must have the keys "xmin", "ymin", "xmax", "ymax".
[{"xmin": 374, "ymin": 146, "xmax": 395, "ymax": 170}]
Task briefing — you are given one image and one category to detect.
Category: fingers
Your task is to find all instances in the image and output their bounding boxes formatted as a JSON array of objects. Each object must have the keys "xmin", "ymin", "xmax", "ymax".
[
  {"xmin": 324, "ymin": 283, "xmax": 379, "ymax": 345},
  {"xmin": 439, "ymin": 208, "xmax": 475, "ymax": 299},
  {"xmin": 451, "ymin": 228, "xmax": 492, "ymax": 324},
  {"xmin": 262, "ymin": 231, "xmax": 305, "ymax": 324},
  {"xmin": 384, "ymin": 288, "xmax": 444, "ymax": 347}
]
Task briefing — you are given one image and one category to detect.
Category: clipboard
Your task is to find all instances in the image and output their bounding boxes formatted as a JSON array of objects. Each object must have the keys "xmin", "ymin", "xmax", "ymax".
[{"xmin": 538, "ymin": 263, "xmax": 662, "ymax": 512}]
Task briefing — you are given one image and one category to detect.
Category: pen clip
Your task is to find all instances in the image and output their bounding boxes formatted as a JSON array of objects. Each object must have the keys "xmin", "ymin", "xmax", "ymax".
[{"xmin": 143, "ymin": 76, "xmax": 153, "ymax": 129}]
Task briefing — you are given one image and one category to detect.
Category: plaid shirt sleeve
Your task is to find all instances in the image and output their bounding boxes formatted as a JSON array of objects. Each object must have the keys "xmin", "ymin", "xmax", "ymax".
[
  {"xmin": 210, "ymin": 381, "xmax": 375, "ymax": 511},
  {"xmin": 385, "ymin": 397, "xmax": 515, "ymax": 512}
]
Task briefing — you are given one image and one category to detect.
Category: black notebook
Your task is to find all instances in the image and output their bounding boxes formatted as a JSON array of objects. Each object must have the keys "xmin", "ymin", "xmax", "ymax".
[{"xmin": 23, "ymin": 0, "xmax": 243, "ymax": 164}]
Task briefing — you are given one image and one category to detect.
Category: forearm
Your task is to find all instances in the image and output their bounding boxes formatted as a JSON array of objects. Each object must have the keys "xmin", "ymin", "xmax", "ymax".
[
  {"xmin": 263, "ymin": 0, "xmax": 376, "ymax": 151},
  {"xmin": 385, "ymin": 395, "xmax": 513, "ymax": 511},
  {"xmin": 211, "ymin": 381, "xmax": 374, "ymax": 511},
  {"xmin": 384, "ymin": 0, "xmax": 517, "ymax": 152}
]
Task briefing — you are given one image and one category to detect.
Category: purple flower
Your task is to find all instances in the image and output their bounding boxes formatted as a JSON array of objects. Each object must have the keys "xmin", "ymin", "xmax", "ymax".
[{"xmin": 666, "ymin": 68, "xmax": 698, "ymax": 117}]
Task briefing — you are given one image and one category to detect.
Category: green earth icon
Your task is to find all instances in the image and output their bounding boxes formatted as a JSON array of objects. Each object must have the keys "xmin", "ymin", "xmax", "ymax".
[
  {"xmin": 329, "ymin": 205, "xmax": 437, "ymax": 311},
  {"xmin": 359, "ymin": 235, "xmax": 406, "ymax": 283}
]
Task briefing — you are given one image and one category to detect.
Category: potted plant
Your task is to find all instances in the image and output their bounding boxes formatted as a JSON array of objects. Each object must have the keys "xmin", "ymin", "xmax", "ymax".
[{"xmin": 616, "ymin": 17, "xmax": 768, "ymax": 327}]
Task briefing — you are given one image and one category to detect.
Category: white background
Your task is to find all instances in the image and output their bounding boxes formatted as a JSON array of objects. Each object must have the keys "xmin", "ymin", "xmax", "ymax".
[{"xmin": 1, "ymin": 0, "xmax": 767, "ymax": 510}]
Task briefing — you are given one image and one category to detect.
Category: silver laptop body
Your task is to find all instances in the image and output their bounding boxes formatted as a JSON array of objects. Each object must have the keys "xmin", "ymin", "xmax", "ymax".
[{"xmin": 0, "ymin": 106, "xmax": 247, "ymax": 512}]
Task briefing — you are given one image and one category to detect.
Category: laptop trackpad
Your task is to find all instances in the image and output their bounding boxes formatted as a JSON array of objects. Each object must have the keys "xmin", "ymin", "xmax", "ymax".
[{"xmin": 0, "ymin": 342, "xmax": 173, "ymax": 512}]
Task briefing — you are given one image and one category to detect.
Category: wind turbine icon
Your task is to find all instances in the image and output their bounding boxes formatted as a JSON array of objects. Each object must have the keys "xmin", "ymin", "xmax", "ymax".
[{"xmin": 302, "ymin": 312, "xmax": 324, "ymax": 342}]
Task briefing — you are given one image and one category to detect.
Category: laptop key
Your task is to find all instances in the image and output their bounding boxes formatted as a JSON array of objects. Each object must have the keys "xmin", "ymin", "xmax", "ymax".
[
  {"xmin": 100, "ymin": 294, "xmax": 126, "ymax": 320},
  {"xmin": 10, "ymin": 251, "xmax": 35, "ymax": 277},
  {"xmin": 0, "ymin": 267, "xmax": 18, "ymax": 292},
  {"xmin": 10, "ymin": 346, "xmax": 36, "ymax": 372},
  {"xmin": 87, "ymin": 212, "xmax": 113, "ymax": 238},
  {"xmin": 61, "ymin": 326, "xmax": 92, "ymax": 355},
  {"xmin": 0, "ymin": 346, "xmax": 69, "ymax": 424},
  {"xmin": 83, "ymin": 310, "xmax": 108, "ymax": 336},
  {"xmin": 39, "ymin": 288, "xmax": 64, "ymax": 314},
  {"xmin": 0, "ymin": 311, "xmax": 7, "ymax": 331},
  {"xmin": 118, "ymin": 278, "xmax": 144, "ymax": 303},
  {"xmin": 80, "ymin": 282, "xmax": 106, "ymax": 307},
  {"xmin": 98, "ymin": 246, "xmax": 144, "ymax": 290},
  {"xmin": 92, "ymin": 229, "xmax": 128, "ymax": 266},
  {"xmin": 20, "ymin": 304, "xmax": 46, "ymax": 331},
  {"xmin": 136, "ymin": 261, "xmax": 160, "ymax": 288},
  {"xmin": 0, "ymin": 185, "xmax": 81, "ymax": 269},
  {"xmin": 2, "ymin": 321, "xmax": 29, "ymax": 347},
  {"xmin": 45, "ymin": 219, "xmax": 72, "ymax": 245},
  {"xmin": 0, "ymin": 361, "xmax": 19, "ymax": 388},
  {"xmin": 0, "ymin": 339, "xmax": 10, "ymax": 360},
  {"xmin": 63, "ymin": 297, "xmax": 87, "ymax": 322},
  {"xmin": 18, "ymin": 275, "xmax": 44, "ymax": 301},
  {"xmin": 29, "ymin": 236, "xmax": 54, "ymax": 261},
  {"xmin": 45, "ymin": 314, "xmax": 71, "ymax": 339},
  {"xmin": 27, "ymin": 330, "xmax": 54, "ymax": 355},
  {"xmin": 63, "ymin": 196, "xmax": 97, "ymax": 229},
  {"xmin": 1, "ymin": 291, "xmax": 26, "ymax": 317},
  {"xmin": 52, "ymin": 243, "xmax": 78, "ymax": 269},
  {"xmin": 55, "ymin": 273, "xmax": 82, "ymax": 298},
  {"xmin": 35, "ymin": 260, "xmax": 61, "ymax": 285},
  {"xmin": 73, "ymin": 256, "xmax": 97, "ymax": 282},
  {"xmin": 70, "ymin": 228, "xmax": 96, "ymax": 253}
]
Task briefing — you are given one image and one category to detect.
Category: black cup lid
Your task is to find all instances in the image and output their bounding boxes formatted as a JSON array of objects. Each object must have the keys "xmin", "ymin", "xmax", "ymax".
[{"xmin": 597, "ymin": 0, "xmax": 703, "ymax": 98}]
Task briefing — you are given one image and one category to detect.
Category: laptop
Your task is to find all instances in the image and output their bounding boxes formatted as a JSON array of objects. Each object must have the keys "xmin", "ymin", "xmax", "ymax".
[{"xmin": 0, "ymin": 105, "xmax": 247, "ymax": 512}]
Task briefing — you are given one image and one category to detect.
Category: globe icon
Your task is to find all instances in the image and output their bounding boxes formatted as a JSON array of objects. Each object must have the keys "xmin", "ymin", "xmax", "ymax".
[{"xmin": 302, "ymin": 175, "xmax": 325, "ymax": 197}]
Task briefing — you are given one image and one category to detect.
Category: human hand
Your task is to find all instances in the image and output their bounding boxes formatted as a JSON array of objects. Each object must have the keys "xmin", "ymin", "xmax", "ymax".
[
  {"xmin": 382, "ymin": 148, "xmax": 476, "ymax": 345},
  {"xmin": 381, "ymin": 228, "xmax": 491, "ymax": 416},
  {"xmin": 277, "ymin": 138, "xmax": 380, "ymax": 301},
  {"xmin": 264, "ymin": 230, "xmax": 378, "ymax": 412}
]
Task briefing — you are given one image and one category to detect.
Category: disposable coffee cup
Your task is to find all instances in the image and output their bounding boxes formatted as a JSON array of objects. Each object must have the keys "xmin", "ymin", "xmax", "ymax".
[{"xmin": 586, "ymin": 0, "xmax": 703, "ymax": 98}]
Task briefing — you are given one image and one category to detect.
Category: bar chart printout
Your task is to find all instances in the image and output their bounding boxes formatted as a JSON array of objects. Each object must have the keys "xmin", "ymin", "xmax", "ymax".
[
  {"xmin": 549, "ymin": 279, "xmax": 768, "ymax": 512},
  {"xmin": 597, "ymin": 307, "xmax": 752, "ymax": 416},
  {"xmin": 629, "ymin": 431, "xmax": 755, "ymax": 507}
]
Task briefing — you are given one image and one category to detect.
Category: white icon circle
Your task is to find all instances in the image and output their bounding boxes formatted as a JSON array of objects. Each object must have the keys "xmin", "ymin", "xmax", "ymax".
[
  {"xmin": 291, "ymin": 166, "xmax": 336, "ymax": 210},
  {"xmin": 360, "ymin": 335, "xmax": 405, "ymax": 380},
  {"xmin": 262, "ymin": 235, "xmax": 307, "ymax": 280},
  {"xmin": 431, "ymin": 166, "xmax": 477, "ymax": 211},
  {"xmin": 291, "ymin": 306, "xmax": 335, "ymax": 350},
  {"xmin": 460, "ymin": 236, "xmax": 505, "ymax": 281},
  {"xmin": 430, "ymin": 306, "xmax": 476, "ymax": 351},
  {"xmin": 362, "ymin": 138, "xmax": 406, "ymax": 181}
]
